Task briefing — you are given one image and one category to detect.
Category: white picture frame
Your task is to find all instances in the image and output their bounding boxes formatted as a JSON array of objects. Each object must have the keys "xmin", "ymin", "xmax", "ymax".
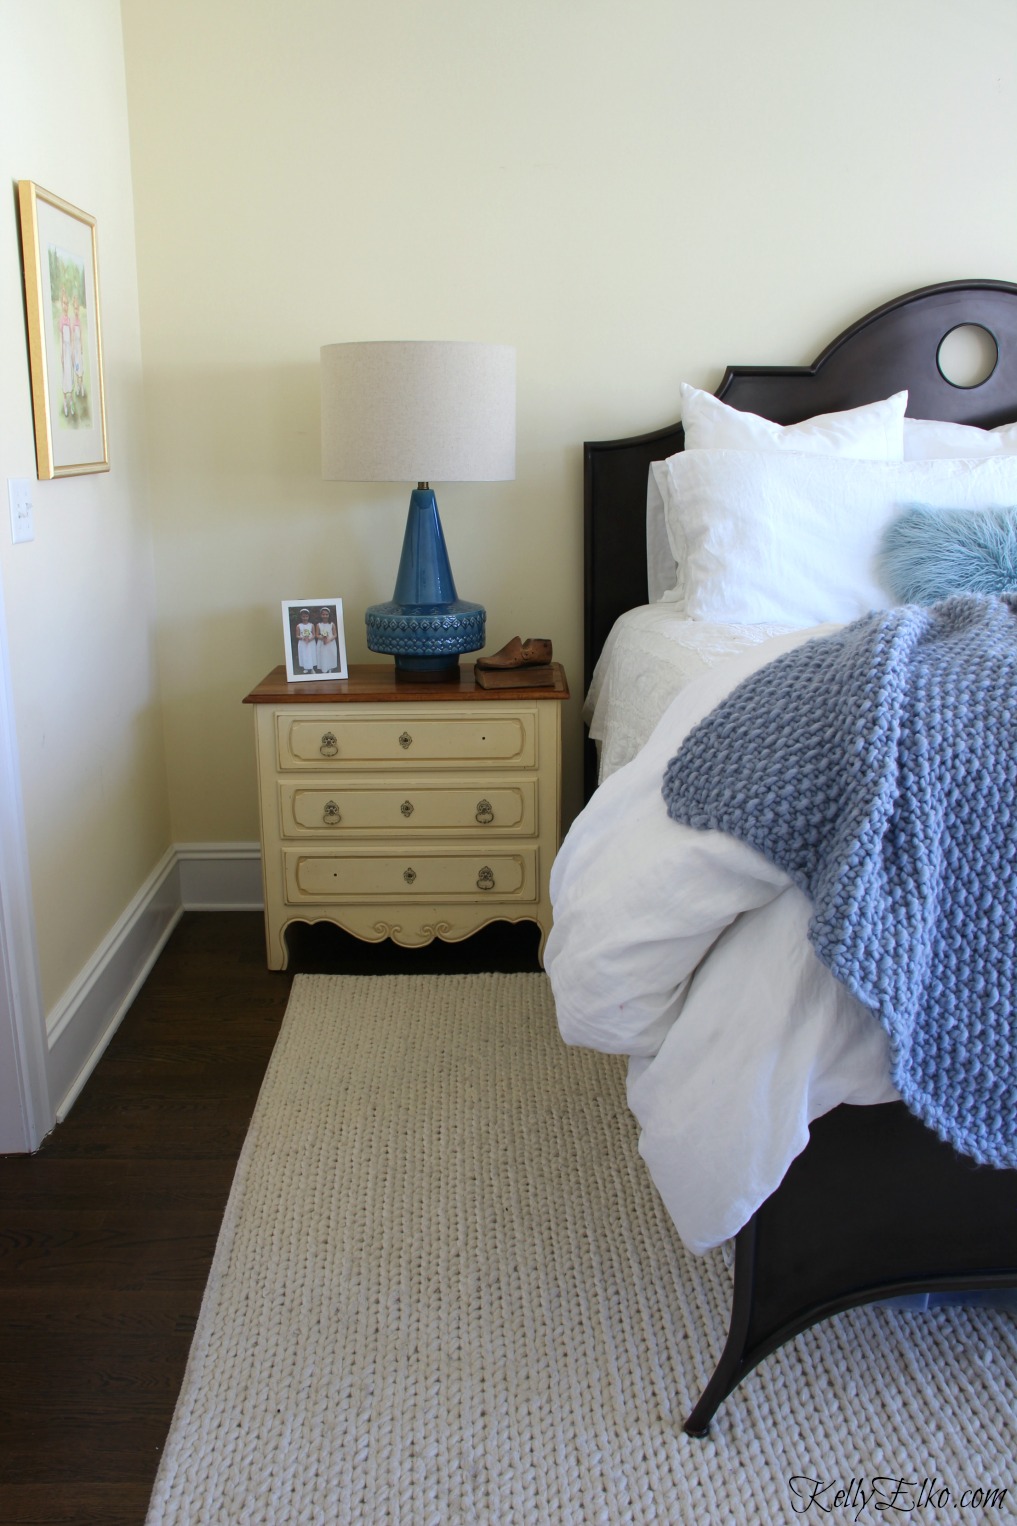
[{"xmin": 282, "ymin": 598, "xmax": 348, "ymax": 682}]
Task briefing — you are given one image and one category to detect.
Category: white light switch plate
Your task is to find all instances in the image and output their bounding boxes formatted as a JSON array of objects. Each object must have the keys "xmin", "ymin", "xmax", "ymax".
[{"xmin": 8, "ymin": 478, "xmax": 33, "ymax": 543}]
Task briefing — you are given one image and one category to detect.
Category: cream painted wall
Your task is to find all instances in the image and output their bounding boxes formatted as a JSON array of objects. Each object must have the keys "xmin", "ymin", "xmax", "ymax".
[
  {"xmin": 0, "ymin": 3, "xmax": 171, "ymax": 1015},
  {"xmin": 119, "ymin": 0, "xmax": 1017, "ymax": 834}
]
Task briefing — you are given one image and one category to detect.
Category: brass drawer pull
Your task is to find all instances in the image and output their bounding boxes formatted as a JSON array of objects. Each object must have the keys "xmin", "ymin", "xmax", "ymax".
[
  {"xmin": 477, "ymin": 866, "xmax": 495, "ymax": 891},
  {"xmin": 475, "ymin": 799, "xmax": 494, "ymax": 825},
  {"xmin": 401, "ymin": 799, "xmax": 414, "ymax": 817},
  {"xmin": 398, "ymin": 731, "xmax": 412, "ymax": 750},
  {"xmin": 319, "ymin": 731, "xmax": 338, "ymax": 757},
  {"xmin": 322, "ymin": 800, "xmax": 342, "ymax": 826},
  {"xmin": 403, "ymin": 867, "xmax": 417, "ymax": 885}
]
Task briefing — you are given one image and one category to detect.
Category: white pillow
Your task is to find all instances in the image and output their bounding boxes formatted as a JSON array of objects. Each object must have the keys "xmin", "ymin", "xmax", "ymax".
[
  {"xmin": 646, "ymin": 463, "xmax": 676, "ymax": 602},
  {"xmin": 662, "ymin": 450, "xmax": 1017, "ymax": 627},
  {"xmin": 650, "ymin": 387, "xmax": 910, "ymax": 606},
  {"xmin": 679, "ymin": 382, "xmax": 909, "ymax": 458},
  {"xmin": 904, "ymin": 417, "xmax": 1017, "ymax": 459}
]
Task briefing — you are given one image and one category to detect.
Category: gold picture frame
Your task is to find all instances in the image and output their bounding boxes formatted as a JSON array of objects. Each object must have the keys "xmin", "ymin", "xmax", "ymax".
[{"xmin": 17, "ymin": 181, "xmax": 109, "ymax": 479}]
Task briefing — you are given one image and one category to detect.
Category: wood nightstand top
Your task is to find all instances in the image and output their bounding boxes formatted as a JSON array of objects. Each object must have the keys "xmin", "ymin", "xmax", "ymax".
[{"xmin": 244, "ymin": 662, "xmax": 570, "ymax": 706}]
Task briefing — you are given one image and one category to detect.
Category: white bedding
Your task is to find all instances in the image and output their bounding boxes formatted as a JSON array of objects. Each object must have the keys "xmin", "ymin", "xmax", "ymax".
[
  {"xmin": 584, "ymin": 604, "xmax": 798, "ymax": 782},
  {"xmin": 548, "ymin": 627, "xmax": 899, "ymax": 1255}
]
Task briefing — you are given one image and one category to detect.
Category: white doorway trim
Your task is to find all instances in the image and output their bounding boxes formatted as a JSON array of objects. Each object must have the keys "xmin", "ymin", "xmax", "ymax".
[{"xmin": 0, "ymin": 568, "xmax": 49, "ymax": 1152}]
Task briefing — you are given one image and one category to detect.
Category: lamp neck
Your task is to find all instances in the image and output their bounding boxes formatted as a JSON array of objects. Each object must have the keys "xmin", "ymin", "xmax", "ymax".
[{"xmin": 391, "ymin": 486, "xmax": 459, "ymax": 607}]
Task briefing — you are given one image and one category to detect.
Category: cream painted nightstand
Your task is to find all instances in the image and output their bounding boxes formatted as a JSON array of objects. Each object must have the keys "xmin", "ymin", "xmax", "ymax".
[{"xmin": 243, "ymin": 663, "xmax": 569, "ymax": 969}]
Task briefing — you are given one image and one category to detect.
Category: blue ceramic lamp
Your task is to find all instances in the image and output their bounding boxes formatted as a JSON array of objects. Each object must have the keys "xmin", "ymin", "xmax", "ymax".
[{"xmin": 320, "ymin": 341, "xmax": 516, "ymax": 682}]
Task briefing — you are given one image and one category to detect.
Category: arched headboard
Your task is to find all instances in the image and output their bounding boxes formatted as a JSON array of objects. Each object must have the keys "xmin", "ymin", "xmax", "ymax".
[{"xmin": 583, "ymin": 279, "xmax": 1017, "ymax": 718}]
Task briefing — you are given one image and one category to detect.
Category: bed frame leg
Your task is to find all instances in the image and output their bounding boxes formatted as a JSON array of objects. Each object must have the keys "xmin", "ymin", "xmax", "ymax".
[
  {"xmin": 681, "ymin": 1102, "xmax": 1017, "ymax": 1435},
  {"xmin": 683, "ymin": 1219, "xmax": 758, "ymax": 1437}
]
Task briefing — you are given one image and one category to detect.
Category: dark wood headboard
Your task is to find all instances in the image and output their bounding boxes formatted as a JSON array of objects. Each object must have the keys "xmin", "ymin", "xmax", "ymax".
[{"xmin": 583, "ymin": 278, "xmax": 1017, "ymax": 721}]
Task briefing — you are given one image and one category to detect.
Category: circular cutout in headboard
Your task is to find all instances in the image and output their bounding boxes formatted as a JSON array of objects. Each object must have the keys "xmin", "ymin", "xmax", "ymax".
[{"xmin": 937, "ymin": 323, "xmax": 999, "ymax": 388}]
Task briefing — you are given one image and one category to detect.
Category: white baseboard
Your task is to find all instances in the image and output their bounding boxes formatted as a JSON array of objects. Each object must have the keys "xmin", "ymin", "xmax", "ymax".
[
  {"xmin": 48, "ymin": 843, "xmax": 263, "ymax": 1124},
  {"xmin": 176, "ymin": 841, "xmax": 263, "ymax": 909}
]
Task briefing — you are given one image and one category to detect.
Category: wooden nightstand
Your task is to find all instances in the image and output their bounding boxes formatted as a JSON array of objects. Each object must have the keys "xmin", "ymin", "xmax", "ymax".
[{"xmin": 243, "ymin": 662, "xmax": 569, "ymax": 969}]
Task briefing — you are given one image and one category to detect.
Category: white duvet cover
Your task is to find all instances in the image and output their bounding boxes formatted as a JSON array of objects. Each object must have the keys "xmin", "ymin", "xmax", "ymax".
[
  {"xmin": 584, "ymin": 604, "xmax": 798, "ymax": 782},
  {"xmin": 547, "ymin": 626, "xmax": 899, "ymax": 1255}
]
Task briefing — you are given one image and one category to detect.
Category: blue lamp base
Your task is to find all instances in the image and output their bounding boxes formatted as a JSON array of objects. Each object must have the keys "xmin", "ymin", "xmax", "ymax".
[{"xmin": 365, "ymin": 487, "xmax": 486, "ymax": 682}]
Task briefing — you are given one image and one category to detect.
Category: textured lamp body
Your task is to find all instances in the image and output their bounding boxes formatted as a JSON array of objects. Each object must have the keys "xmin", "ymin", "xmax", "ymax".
[{"xmin": 365, "ymin": 488, "xmax": 485, "ymax": 679}]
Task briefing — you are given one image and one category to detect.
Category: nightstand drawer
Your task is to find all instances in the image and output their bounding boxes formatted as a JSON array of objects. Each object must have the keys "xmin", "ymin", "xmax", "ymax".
[
  {"xmin": 283, "ymin": 846, "xmax": 538, "ymax": 903},
  {"xmin": 277, "ymin": 711, "xmax": 536, "ymax": 770},
  {"xmin": 279, "ymin": 778, "xmax": 536, "ymax": 837}
]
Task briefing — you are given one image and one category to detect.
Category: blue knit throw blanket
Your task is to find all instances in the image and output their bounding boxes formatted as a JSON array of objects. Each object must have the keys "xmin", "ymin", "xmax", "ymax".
[{"xmin": 661, "ymin": 595, "xmax": 1017, "ymax": 1167}]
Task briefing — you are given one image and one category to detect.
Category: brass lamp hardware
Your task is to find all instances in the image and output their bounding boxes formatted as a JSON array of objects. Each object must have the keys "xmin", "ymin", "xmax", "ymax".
[
  {"xmin": 477, "ymin": 866, "xmax": 495, "ymax": 891},
  {"xmin": 475, "ymin": 799, "xmax": 494, "ymax": 825},
  {"xmin": 403, "ymin": 867, "xmax": 417, "ymax": 885},
  {"xmin": 398, "ymin": 731, "xmax": 412, "ymax": 750},
  {"xmin": 322, "ymin": 800, "xmax": 342, "ymax": 825},
  {"xmin": 401, "ymin": 800, "xmax": 414, "ymax": 817},
  {"xmin": 319, "ymin": 731, "xmax": 339, "ymax": 756}
]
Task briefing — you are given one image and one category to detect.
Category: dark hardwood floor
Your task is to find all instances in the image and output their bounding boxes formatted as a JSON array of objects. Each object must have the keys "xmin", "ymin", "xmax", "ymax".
[{"xmin": 0, "ymin": 911, "xmax": 541, "ymax": 1526}]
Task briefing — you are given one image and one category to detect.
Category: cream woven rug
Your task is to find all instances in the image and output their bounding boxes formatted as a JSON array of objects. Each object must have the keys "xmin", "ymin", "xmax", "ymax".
[{"xmin": 146, "ymin": 974, "xmax": 1015, "ymax": 1525}]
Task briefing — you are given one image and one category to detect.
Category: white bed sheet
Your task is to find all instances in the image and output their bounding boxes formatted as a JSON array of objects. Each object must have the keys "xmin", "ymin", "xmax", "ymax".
[
  {"xmin": 584, "ymin": 603, "xmax": 799, "ymax": 782},
  {"xmin": 548, "ymin": 627, "xmax": 899, "ymax": 1256}
]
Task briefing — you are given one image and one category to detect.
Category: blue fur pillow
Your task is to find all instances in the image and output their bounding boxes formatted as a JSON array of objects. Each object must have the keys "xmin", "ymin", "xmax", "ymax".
[{"xmin": 876, "ymin": 503, "xmax": 1017, "ymax": 604}]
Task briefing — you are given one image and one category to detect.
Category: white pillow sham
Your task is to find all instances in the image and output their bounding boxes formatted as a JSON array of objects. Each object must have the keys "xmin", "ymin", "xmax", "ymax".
[
  {"xmin": 646, "ymin": 464, "xmax": 677, "ymax": 604},
  {"xmin": 904, "ymin": 417, "xmax": 1017, "ymax": 459},
  {"xmin": 662, "ymin": 450, "xmax": 1017, "ymax": 627},
  {"xmin": 648, "ymin": 387, "xmax": 909, "ymax": 605},
  {"xmin": 679, "ymin": 382, "xmax": 909, "ymax": 458}
]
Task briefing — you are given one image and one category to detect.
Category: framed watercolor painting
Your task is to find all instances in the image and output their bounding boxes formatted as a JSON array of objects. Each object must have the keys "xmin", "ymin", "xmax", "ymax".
[
  {"xmin": 282, "ymin": 599, "xmax": 348, "ymax": 682},
  {"xmin": 17, "ymin": 181, "xmax": 109, "ymax": 479}
]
